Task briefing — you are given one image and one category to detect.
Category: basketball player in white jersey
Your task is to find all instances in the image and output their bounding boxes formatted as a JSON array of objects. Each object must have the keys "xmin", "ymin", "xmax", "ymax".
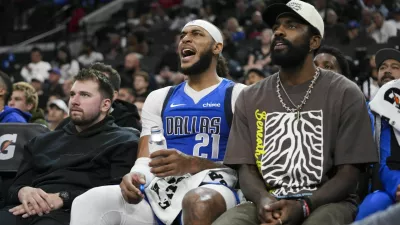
[{"xmin": 69, "ymin": 20, "xmax": 246, "ymax": 225}]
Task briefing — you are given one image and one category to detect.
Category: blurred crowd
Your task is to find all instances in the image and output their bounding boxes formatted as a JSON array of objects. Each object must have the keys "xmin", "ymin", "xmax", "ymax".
[{"xmin": 0, "ymin": 0, "xmax": 399, "ymax": 129}]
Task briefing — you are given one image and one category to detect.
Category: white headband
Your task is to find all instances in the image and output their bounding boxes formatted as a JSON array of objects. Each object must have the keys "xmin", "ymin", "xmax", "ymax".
[{"xmin": 182, "ymin": 20, "xmax": 224, "ymax": 45}]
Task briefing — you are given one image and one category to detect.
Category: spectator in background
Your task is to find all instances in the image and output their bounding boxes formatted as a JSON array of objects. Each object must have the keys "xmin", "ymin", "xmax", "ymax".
[
  {"xmin": 20, "ymin": 47, "xmax": 51, "ymax": 83},
  {"xmin": 155, "ymin": 66, "xmax": 174, "ymax": 88},
  {"xmin": 314, "ymin": 46, "xmax": 352, "ymax": 79},
  {"xmin": 245, "ymin": 11, "xmax": 268, "ymax": 39},
  {"xmin": 388, "ymin": 8, "xmax": 400, "ymax": 30},
  {"xmin": 126, "ymin": 30, "xmax": 149, "ymax": 57},
  {"xmin": 42, "ymin": 68, "xmax": 66, "ymax": 105},
  {"xmin": 368, "ymin": 11, "xmax": 397, "ymax": 43},
  {"xmin": 169, "ymin": 7, "xmax": 197, "ymax": 31},
  {"xmin": 156, "ymin": 32, "xmax": 180, "ymax": 75},
  {"xmin": 366, "ymin": 0, "xmax": 389, "ymax": 18},
  {"xmin": 133, "ymin": 71, "xmax": 151, "ymax": 99},
  {"xmin": 341, "ymin": 20, "xmax": 376, "ymax": 46},
  {"xmin": 361, "ymin": 8, "xmax": 373, "ymax": 29},
  {"xmin": 47, "ymin": 99, "xmax": 69, "ymax": 131},
  {"xmin": 120, "ymin": 53, "xmax": 141, "ymax": 88},
  {"xmin": 133, "ymin": 97, "xmax": 144, "ymax": 116},
  {"xmin": 9, "ymin": 82, "xmax": 47, "ymax": 126},
  {"xmin": 0, "ymin": 69, "xmax": 138, "ymax": 225},
  {"xmin": 0, "ymin": 71, "xmax": 28, "ymax": 123},
  {"xmin": 324, "ymin": 8, "xmax": 347, "ymax": 43},
  {"xmin": 363, "ymin": 55, "xmax": 380, "ymax": 100},
  {"xmin": 225, "ymin": 17, "xmax": 246, "ymax": 42},
  {"xmin": 118, "ymin": 87, "xmax": 135, "ymax": 103},
  {"xmin": 62, "ymin": 79, "xmax": 73, "ymax": 102},
  {"xmin": 355, "ymin": 48, "xmax": 400, "ymax": 222},
  {"xmin": 235, "ymin": 0, "xmax": 250, "ymax": 26},
  {"xmin": 245, "ymin": 28, "xmax": 272, "ymax": 72},
  {"xmin": 53, "ymin": 46, "xmax": 80, "ymax": 83},
  {"xmin": 199, "ymin": 4, "xmax": 216, "ymax": 23},
  {"xmin": 77, "ymin": 41, "xmax": 104, "ymax": 68},
  {"xmin": 245, "ymin": 68, "xmax": 266, "ymax": 85}
]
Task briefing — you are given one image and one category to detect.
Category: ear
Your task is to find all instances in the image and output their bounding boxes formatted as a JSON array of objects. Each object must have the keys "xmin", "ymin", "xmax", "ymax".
[
  {"xmin": 213, "ymin": 43, "xmax": 223, "ymax": 55},
  {"xmin": 309, "ymin": 35, "xmax": 322, "ymax": 53},
  {"xmin": 0, "ymin": 87, "xmax": 5, "ymax": 96},
  {"xmin": 101, "ymin": 98, "xmax": 112, "ymax": 113}
]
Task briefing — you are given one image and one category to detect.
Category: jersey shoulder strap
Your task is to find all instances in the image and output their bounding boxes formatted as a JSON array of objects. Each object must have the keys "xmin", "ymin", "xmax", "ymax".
[
  {"xmin": 224, "ymin": 82, "xmax": 235, "ymax": 129},
  {"xmin": 161, "ymin": 86, "xmax": 177, "ymax": 118}
]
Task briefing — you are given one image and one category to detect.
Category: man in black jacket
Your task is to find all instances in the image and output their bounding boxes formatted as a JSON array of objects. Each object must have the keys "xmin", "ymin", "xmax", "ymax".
[
  {"xmin": 56, "ymin": 63, "xmax": 142, "ymax": 131},
  {"xmin": 0, "ymin": 69, "xmax": 138, "ymax": 225}
]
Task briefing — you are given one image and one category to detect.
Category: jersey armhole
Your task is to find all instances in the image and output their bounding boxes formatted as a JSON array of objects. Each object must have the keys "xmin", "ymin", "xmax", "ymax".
[
  {"xmin": 161, "ymin": 86, "xmax": 178, "ymax": 118},
  {"xmin": 224, "ymin": 83, "xmax": 235, "ymax": 129}
]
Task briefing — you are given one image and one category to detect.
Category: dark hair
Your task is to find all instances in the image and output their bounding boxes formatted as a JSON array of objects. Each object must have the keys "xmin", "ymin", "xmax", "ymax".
[
  {"xmin": 89, "ymin": 62, "xmax": 121, "ymax": 91},
  {"xmin": 57, "ymin": 45, "xmax": 72, "ymax": 64},
  {"xmin": 246, "ymin": 68, "xmax": 266, "ymax": 78},
  {"xmin": 317, "ymin": 45, "xmax": 351, "ymax": 78},
  {"xmin": 31, "ymin": 47, "xmax": 42, "ymax": 54},
  {"xmin": 134, "ymin": 71, "xmax": 149, "ymax": 83},
  {"xmin": 216, "ymin": 55, "xmax": 229, "ymax": 78},
  {"xmin": 0, "ymin": 70, "xmax": 12, "ymax": 104},
  {"xmin": 120, "ymin": 86, "xmax": 134, "ymax": 96},
  {"xmin": 74, "ymin": 69, "xmax": 114, "ymax": 101}
]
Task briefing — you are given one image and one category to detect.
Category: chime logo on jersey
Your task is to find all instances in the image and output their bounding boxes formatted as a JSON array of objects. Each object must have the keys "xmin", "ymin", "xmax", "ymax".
[{"xmin": 165, "ymin": 116, "xmax": 222, "ymax": 135}]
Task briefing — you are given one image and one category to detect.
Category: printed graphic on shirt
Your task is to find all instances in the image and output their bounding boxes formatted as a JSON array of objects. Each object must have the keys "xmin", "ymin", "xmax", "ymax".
[
  {"xmin": 255, "ymin": 110, "xmax": 324, "ymax": 197},
  {"xmin": 384, "ymin": 87, "xmax": 400, "ymax": 109}
]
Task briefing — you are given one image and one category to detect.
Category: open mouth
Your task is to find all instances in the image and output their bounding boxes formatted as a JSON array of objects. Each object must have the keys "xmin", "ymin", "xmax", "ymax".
[
  {"xmin": 274, "ymin": 42, "xmax": 287, "ymax": 50},
  {"xmin": 181, "ymin": 48, "xmax": 196, "ymax": 62}
]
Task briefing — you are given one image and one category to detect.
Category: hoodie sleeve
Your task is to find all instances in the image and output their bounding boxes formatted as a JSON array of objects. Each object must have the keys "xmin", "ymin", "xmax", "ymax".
[
  {"xmin": 108, "ymin": 139, "xmax": 138, "ymax": 184},
  {"xmin": 7, "ymin": 139, "xmax": 35, "ymax": 205},
  {"xmin": 3, "ymin": 112, "xmax": 28, "ymax": 123}
]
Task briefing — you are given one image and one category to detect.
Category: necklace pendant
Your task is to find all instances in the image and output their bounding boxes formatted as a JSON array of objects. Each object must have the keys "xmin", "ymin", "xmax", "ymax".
[{"xmin": 297, "ymin": 110, "xmax": 301, "ymax": 120}]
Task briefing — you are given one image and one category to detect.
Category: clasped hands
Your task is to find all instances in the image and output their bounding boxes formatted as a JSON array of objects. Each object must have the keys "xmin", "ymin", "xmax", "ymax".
[
  {"xmin": 9, "ymin": 187, "xmax": 63, "ymax": 218},
  {"xmin": 258, "ymin": 197, "xmax": 304, "ymax": 225}
]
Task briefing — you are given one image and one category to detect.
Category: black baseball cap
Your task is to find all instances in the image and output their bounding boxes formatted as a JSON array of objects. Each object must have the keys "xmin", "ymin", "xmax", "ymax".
[{"xmin": 375, "ymin": 48, "xmax": 400, "ymax": 68}]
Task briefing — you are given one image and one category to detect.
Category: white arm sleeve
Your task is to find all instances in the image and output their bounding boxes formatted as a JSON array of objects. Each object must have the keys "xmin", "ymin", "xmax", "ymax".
[
  {"xmin": 231, "ymin": 83, "xmax": 247, "ymax": 113},
  {"xmin": 140, "ymin": 86, "xmax": 172, "ymax": 137}
]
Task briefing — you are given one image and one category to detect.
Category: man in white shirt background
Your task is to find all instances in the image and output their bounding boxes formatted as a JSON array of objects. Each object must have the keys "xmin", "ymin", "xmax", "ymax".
[
  {"xmin": 368, "ymin": 10, "xmax": 397, "ymax": 43},
  {"xmin": 20, "ymin": 47, "xmax": 51, "ymax": 83}
]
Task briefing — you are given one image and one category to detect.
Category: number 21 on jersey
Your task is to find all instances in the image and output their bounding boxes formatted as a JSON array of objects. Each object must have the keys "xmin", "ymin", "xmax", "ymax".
[{"xmin": 193, "ymin": 133, "xmax": 220, "ymax": 160}]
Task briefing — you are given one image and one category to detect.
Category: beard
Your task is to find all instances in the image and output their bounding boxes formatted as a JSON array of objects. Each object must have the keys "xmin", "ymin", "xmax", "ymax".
[
  {"xmin": 271, "ymin": 36, "xmax": 310, "ymax": 69},
  {"xmin": 378, "ymin": 72, "xmax": 396, "ymax": 87},
  {"xmin": 70, "ymin": 110, "xmax": 101, "ymax": 127},
  {"xmin": 179, "ymin": 48, "xmax": 213, "ymax": 76}
]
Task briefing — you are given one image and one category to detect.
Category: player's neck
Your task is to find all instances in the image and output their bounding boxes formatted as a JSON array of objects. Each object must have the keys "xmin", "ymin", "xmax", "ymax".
[
  {"xmin": 279, "ymin": 56, "xmax": 317, "ymax": 86},
  {"xmin": 187, "ymin": 68, "xmax": 221, "ymax": 91}
]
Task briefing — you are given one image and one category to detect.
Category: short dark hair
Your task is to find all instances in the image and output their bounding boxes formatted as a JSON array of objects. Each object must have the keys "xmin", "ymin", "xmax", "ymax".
[
  {"xmin": 317, "ymin": 45, "xmax": 351, "ymax": 78},
  {"xmin": 0, "ymin": 70, "xmax": 12, "ymax": 104},
  {"xmin": 74, "ymin": 69, "xmax": 114, "ymax": 102},
  {"xmin": 89, "ymin": 62, "xmax": 121, "ymax": 91},
  {"xmin": 246, "ymin": 68, "xmax": 266, "ymax": 78},
  {"xmin": 120, "ymin": 86, "xmax": 134, "ymax": 96},
  {"xmin": 31, "ymin": 47, "xmax": 42, "ymax": 54}
]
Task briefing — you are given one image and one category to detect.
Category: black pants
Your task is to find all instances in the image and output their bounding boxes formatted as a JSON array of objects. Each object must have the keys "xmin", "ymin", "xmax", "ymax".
[{"xmin": 0, "ymin": 206, "xmax": 69, "ymax": 225}]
